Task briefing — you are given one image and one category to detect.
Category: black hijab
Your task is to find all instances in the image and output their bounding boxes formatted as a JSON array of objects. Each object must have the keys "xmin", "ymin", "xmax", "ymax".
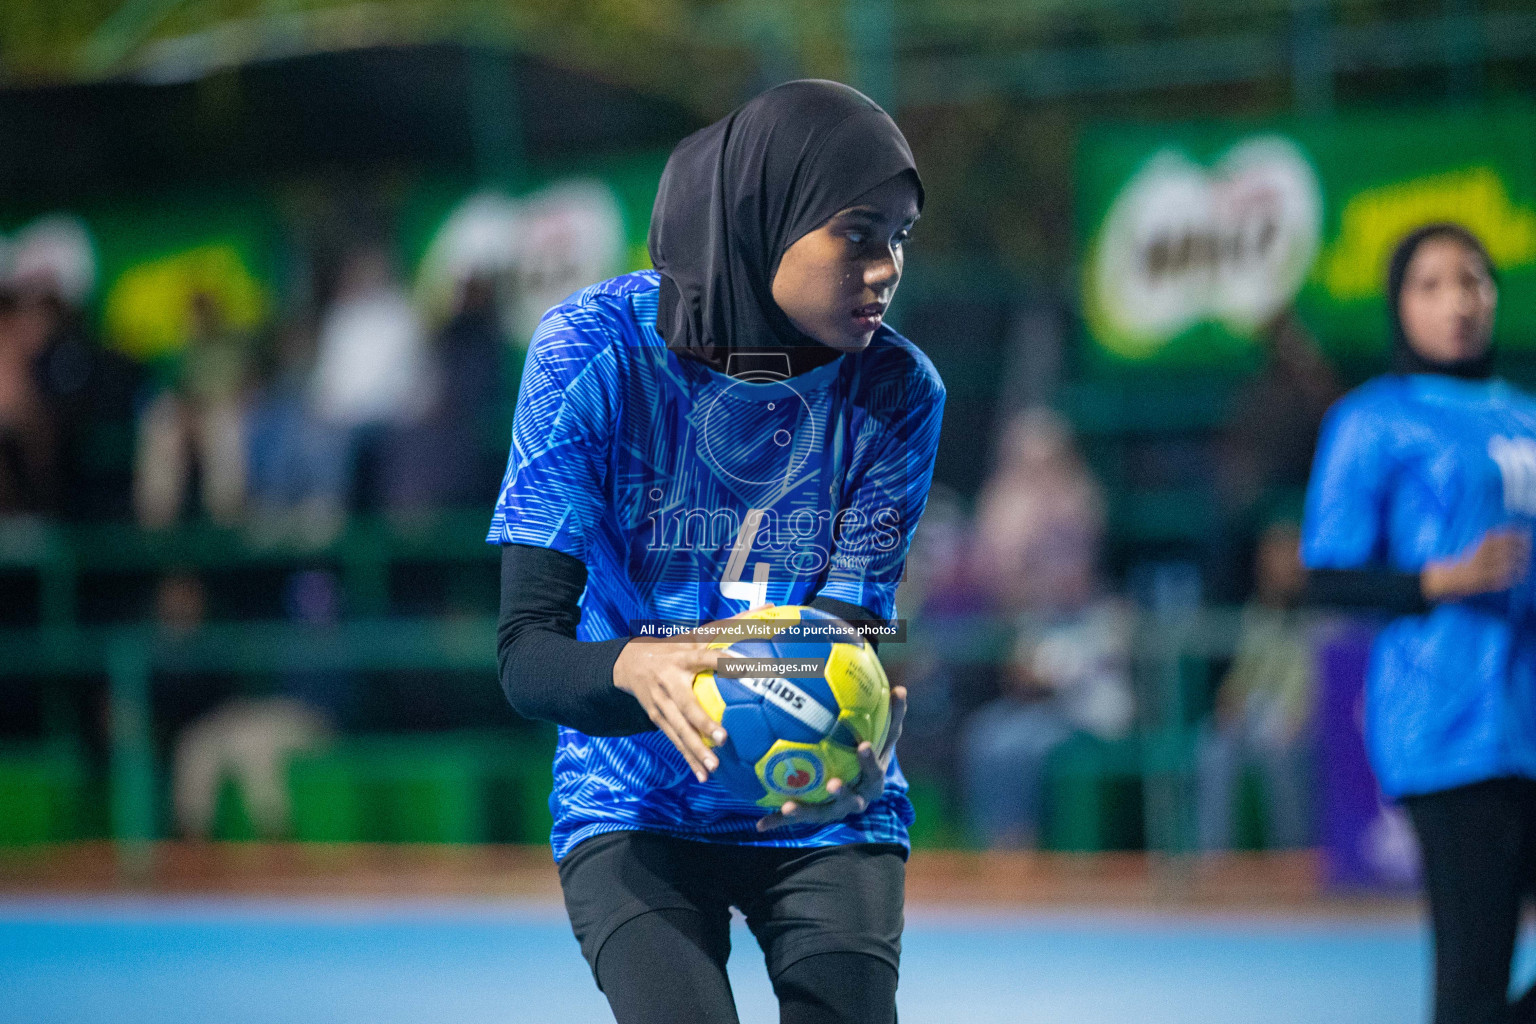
[
  {"xmin": 1387, "ymin": 222, "xmax": 1497, "ymax": 380},
  {"xmin": 648, "ymin": 79, "xmax": 924, "ymax": 379}
]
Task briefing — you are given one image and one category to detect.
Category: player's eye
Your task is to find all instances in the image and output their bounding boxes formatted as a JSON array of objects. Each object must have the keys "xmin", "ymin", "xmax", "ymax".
[{"xmin": 846, "ymin": 231, "xmax": 868, "ymax": 245}]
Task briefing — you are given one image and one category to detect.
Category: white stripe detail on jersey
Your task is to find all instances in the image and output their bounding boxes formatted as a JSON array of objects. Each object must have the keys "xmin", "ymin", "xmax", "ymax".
[{"xmin": 736, "ymin": 676, "xmax": 837, "ymax": 735}]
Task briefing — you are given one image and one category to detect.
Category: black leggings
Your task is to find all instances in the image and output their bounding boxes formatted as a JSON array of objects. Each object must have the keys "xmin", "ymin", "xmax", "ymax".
[
  {"xmin": 596, "ymin": 907, "xmax": 897, "ymax": 1024},
  {"xmin": 559, "ymin": 831, "xmax": 904, "ymax": 1024},
  {"xmin": 1403, "ymin": 778, "xmax": 1536, "ymax": 1024}
]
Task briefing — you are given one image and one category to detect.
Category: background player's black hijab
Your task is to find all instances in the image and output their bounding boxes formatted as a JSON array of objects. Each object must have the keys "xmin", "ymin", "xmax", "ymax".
[
  {"xmin": 1387, "ymin": 222, "xmax": 1497, "ymax": 380},
  {"xmin": 649, "ymin": 79, "xmax": 923, "ymax": 379}
]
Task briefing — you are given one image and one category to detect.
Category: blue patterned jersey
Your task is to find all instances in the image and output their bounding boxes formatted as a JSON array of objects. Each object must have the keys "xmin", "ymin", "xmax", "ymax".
[
  {"xmin": 487, "ymin": 270, "xmax": 946, "ymax": 860},
  {"xmin": 1302, "ymin": 374, "xmax": 1536, "ymax": 798}
]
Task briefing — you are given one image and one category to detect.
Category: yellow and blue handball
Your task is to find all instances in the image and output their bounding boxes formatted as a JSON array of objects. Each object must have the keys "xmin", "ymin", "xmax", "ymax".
[{"xmin": 693, "ymin": 605, "xmax": 891, "ymax": 808}]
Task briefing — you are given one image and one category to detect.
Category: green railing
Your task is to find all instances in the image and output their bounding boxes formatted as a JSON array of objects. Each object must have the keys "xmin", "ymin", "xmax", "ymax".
[
  {"xmin": 0, "ymin": 603, "xmax": 1259, "ymax": 874},
  {"xmin": 3, "ymin": 616, "xmax": 503, "ymax": 874},
  {"xmin": 0, "ymin": 510, "xmax": 500, "ymax": 629}
]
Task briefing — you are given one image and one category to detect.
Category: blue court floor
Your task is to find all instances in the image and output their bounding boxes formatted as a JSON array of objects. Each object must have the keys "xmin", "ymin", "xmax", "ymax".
[{"xmin": 2, "ymin": 897, "xmax": 1532, "ymax": 1024}]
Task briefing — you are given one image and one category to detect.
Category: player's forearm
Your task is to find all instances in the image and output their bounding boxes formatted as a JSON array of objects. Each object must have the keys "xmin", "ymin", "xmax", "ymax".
[
  {"xmin": 498, "ymin": 542, "xmax": 655, "ymax": 736},
  {"xmin": 498, "ymin": 629, "xmax": 649, "ymax": 735}
]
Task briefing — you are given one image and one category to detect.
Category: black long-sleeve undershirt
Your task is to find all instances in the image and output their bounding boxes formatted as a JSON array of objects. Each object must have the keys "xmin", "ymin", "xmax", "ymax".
[
  {"xmin": 1301, "ymin": 567, "xmax": 1430, "ymax": 615},
  {"xmin": 496, "ymin": 543, "xmax": 643, "ymax": 735},
  {"xmin": 496, "ymin": 542, "xmax": 885, "ymax": 735}
]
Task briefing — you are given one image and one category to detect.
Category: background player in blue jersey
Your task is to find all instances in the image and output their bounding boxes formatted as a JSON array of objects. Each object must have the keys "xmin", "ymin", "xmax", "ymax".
[
  {"xmin": 489, "ymin": 80, "xmax": 944, "ymax": 1023},
  {"xmin": 1301, "ymin": 223, "xmax": 1536, "ymax": 1024}
]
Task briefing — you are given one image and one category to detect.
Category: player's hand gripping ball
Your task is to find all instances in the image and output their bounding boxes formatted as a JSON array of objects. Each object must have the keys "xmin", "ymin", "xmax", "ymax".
[{"xmin": 692, "ymin": 605, "xmax": 891, "ymax": 809}]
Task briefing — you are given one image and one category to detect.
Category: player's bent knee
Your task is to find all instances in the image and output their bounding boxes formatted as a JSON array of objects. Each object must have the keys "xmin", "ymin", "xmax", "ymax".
[
  {"xmin": 774, "ymin": 951, "xmax": 898, "ymax": 1024},
  {"xmin": 594, "ymin": 908, "xmax": 737, "ymax": 1023}
]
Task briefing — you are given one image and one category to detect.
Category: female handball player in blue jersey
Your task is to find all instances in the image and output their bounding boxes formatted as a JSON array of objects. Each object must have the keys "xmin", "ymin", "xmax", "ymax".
[
  {"xmin": 488, "ymin": 80, "xmax": 944, "ymax": 1023},
  {"xmin": 1301, "ymin": 223, "xmax": 1536, "ymax": 1024}
]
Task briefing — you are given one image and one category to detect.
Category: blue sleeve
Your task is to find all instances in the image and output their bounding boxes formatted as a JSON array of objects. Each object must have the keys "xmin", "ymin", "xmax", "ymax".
[
  {"xmin": 485, "ymin": 302, "xmax": 618, "ymax": 561},
  {"xmin": 814, "ymin": 364, "xmax": 945, "ymax": 623},
  {"xmin": 1300, "ymin": 395, "xmax": 1391, "ymax": 570}
]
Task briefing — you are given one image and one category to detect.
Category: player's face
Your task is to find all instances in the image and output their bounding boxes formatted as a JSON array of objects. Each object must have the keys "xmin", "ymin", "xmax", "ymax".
[
  {"xmin": 770, "ymin": 174, "xmax": 920, "ymax": 353},
  {"xmin": 1399, "ymin": 236, "xmax": 1497, "ymax": 365}
]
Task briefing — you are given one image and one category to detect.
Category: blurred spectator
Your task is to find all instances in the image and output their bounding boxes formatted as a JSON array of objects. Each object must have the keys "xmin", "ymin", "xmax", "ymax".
[
  {"xmin": 0, "ymin": 268, "xmax": 139, "ymax": 522},
  {"xmin": 1195, "ymin": 520, "xmax": 1316, "ymax": 851},
  {"xmin": 0, "ymin": 290, "xmax": 61, "ymax": 516},
  {"xmin": 886, "ymin": 484, "xmax": 978, "ymax": 791},
  {"xmin": 960, "ymin": 599, "xmax": 1135, "ymax": 849},
  {"xmin": 308, "ymin": 244, "xmax": 437, "ymax": 513},
  {"xmin": 148, "ymin": 571, "xmax": 235, "ymax": 770},
  {"xmin": 31, "ymin": 298, "xmax": 140, "ymax": 522},
  {"xmin": 1212, "ymin": 310, "xmax": 1342, "ymax": 599},
  {"xmin": 245, "ymin": 317, "xmax": 350, "ymax": 545},
  {"xmin": 960, "ymin": 411, "xmax": 1133, "ymax": 848},
  {"xmin": 969, "ymin": 407, "xmax": 1106, "ymax": 619},
  {"xmin": 168, "ymin": 567, "xmax": 339, "ymax": 839},
  {"xmin": 133, "ymin": 291, "xmax": 254, "ymax": 528},
  {"xmin": 173, "ymin": 698, "xmax": 331, "ymax": 839},
  {"xmin": 377, "ymin": 273, "xmax": 506, "ymax": 515},
  {"xmin": 893, "ymin": 481, "xmax": 976, "ymax": 620}
]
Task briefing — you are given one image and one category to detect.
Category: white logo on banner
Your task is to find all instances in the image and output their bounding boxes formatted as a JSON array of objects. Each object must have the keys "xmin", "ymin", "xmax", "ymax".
[
  {"xmin": 0, "ymin": 214, "xmax": 95, "ymax": 303},
  {"xmin": 1090, "ymin": 136, "xmax": 1323, "ymax": 357},
  {"xmin": 416, "ymin": 179, "xmax": 625, "ymax": 342}
]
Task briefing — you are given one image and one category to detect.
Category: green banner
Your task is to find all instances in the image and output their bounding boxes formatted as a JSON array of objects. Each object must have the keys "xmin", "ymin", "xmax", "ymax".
[
  {"xmin": 1, "ymin": 193, "xmax": 279, "ymax": 368},
  {"xmin": 1077, "ymin": 104, "xmax": 1536, "ymax": 369},
  {"xmin": 0, "ymin": 150, "xmax": 669, "ymax": 367},
  {"xmin": 93, "ymin": 197, "xmax": 279, "ymax": 365}
]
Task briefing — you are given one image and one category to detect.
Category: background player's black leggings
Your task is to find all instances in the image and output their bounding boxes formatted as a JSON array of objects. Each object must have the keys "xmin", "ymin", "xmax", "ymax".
[
  {"xmin": 596, "ymin": 908, "xmax": 897, "ymax": 1024},
  {"xmin": 1403, "ymin": 778, "xmax": 1536, "ymax": 1024}
]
